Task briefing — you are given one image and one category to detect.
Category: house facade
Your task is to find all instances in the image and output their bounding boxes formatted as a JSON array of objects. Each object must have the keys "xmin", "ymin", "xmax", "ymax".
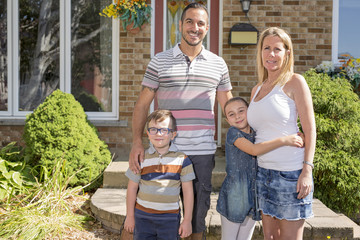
[{"xmin": 0, "ymin": 0, "xmax": 358, "ymax": 160}]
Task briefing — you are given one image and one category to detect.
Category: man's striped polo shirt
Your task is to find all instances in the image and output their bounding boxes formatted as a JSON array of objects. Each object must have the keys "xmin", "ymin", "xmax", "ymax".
[
  {"xmin": 126, "ymin": 144, "xmax": 195, "ymax": 214},
  {"xmin": 142, "ymin": 44, "xmax": 232, "ymax": 155}
]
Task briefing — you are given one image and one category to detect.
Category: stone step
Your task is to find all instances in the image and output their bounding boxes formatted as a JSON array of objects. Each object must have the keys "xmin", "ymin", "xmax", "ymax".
[
  {"xmin": 90, "ymin": 188, "xmax": 360, "ymax": 240},
  {"xmin": 103, "ymin": 154, "xmax": 226, "ymax": 191}
]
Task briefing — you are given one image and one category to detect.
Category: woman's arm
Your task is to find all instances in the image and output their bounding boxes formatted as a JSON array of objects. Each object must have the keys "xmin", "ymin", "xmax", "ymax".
[
  {"xmin": 234, "ymin": 133, "xmax": 304, "ymax": 156},
  {"xmin": 285, "ymin": 73, "xmax": 316, "ymax": 199}
]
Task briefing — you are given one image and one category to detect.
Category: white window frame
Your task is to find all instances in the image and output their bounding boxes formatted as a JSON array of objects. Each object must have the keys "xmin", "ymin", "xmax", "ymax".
[
  {"xmin": 332, "ymin": 0, "xmax": 360, "ymax": 64},
  {"xmin": 1, "ymin": 0, "xmax": 119, "ymax": 120},
  {"xmin": 332, "ymin": 0, "xmax": 340, "ymax": 64}
]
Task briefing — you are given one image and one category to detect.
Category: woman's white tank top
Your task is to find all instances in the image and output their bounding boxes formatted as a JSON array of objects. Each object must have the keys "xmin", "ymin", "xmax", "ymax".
[{"xmin": 247, "ymin": 84, "xmax": 304, "ymax": 171}]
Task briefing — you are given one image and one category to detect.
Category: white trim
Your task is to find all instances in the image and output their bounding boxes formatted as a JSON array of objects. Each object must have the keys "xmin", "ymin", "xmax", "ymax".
[
  {"xmin": 149, "ymin": 0, "xmax": 156, "ymax": 113},
  {"xmin": 12, "ymin": 0, "xmax": 20, "ymax": 117},
  {"xmin": 332, "ymin": 0, "xmax": 339, "ymax": 64},
  {"xmin": 218, "ymin": 0, "xmax": 223, "ymax": 57},
  {"xmin": 162, "ymin": 0, "xmax": 167, "ymax": 52},
  {"xmin": 59, "ymin": 1, "xmax": 65, "ymax": 91},
  {"xmin": 150, "ymin": 1, "xmax": 155, "ymax": 58},
  {"xmin": 206, "ymin": 0, "xmax": 211, "ymax": 49},
  {"xmin": 112, "ymin": 18, "xmax": 120, "ymax": 120},
  {"xmin": 1, "ymin": 0, "xmax": 12, "ymax": 116},
  {"xmin": 217, "ymin": 0, "xmax": 223, "ymax": 147},
  {"xmin": 64, "ymin": 0, "xmax": 71, "ymax": 93}
]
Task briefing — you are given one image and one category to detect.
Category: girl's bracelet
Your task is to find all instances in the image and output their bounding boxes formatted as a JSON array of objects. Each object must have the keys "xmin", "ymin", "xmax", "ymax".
[{"xmin": 303, "ymin": 161, "xmax": 314, "ymax": 169}]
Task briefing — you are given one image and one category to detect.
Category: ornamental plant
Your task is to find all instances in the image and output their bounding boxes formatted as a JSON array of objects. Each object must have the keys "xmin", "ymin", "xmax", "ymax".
[
  {"xmin": 0, "ymin": 159, "xmax": 90, "ymax": 239},
  {"xmin": 304, "ymin": 69, "xmax": 360, "ymax": 218},
  {"xmin": 100, "ymin": 0, "xmax": 152, "ymax": 31},
  {"xmin": 0, "ymin": 143, "xmax": 34, "ymax": 204},
  {"xmin": 23, "ymin": 90, "xmax": 112, "ymax": 189},
  {"xmin": 340, "ymin": 57, "xmax": 360, "ymax": 92},
  {"xmin": 316, "ymin": 57, "xmax": 360, "ymax": 95}
]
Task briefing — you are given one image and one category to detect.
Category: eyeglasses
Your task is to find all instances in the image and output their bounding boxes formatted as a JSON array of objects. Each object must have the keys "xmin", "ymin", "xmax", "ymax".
[{"xmin": 147, "ymin": 127, "xmax": 173, "ymax": 135}]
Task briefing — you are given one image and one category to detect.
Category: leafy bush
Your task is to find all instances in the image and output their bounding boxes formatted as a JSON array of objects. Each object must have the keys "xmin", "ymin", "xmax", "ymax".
[
  {"xmin": 315, "ymin": 58, "xmax": 360, "ymax": 96},
  {"xmin": 0, "ymin": 142, "xmax": 34, "ymax": 204},
  {"xmin": 23, "ymin": 90, "xmax": 112, "ymax": 189},
  {"xmin": 0, "ymin": 159, "xmax": 90, "ymax": 239},
  {"xmin": 304, "ymin": 69, "xmax": 360, "ymax": 217},
  {"xmin": 75, "ymin": 91, "xmax": 105, "ymax": 112}
]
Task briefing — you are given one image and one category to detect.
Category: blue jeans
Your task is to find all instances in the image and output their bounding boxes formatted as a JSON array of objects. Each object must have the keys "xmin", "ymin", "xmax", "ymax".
[
  {"xmin": 256, "ymin": 167, "xmax": 313, "ymax": 220},
  {"xmin": 134, "ymin": 208, "xmax": 180, "ymax": 240},
  {"xmin": 187, "ymin": 154, "xmax": 215, "ymax": 233}
]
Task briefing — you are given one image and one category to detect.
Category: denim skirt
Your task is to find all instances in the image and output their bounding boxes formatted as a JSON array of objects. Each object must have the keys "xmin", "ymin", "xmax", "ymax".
[{"xmin": 256, "ymin": 167, "xmax": 313, "ymax": 220}]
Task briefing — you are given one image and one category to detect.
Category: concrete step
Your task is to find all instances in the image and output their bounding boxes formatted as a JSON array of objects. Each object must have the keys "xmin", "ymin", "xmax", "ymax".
[
  {"xmin": 97, "ymin": 151, "xmax": 360, "ymax": 239},
  {"xmin": 90, "ymin": 188, "xmax": 360, "ymax": 240},
  {"xmin": 103, "ymin": 154, "xmax": 226, "ymax": 191}
]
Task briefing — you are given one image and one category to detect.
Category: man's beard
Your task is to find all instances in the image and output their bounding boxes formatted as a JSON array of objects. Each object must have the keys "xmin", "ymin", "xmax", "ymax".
[{"xmin": 182, "ymin": 31, "xmax": 203, "ymax": 47}]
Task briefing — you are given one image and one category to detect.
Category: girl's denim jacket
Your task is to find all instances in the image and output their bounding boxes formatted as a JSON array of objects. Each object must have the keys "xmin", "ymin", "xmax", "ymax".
[{"xmin": 216, "ymin": 126, "xmax": 261, "ymax": 223}]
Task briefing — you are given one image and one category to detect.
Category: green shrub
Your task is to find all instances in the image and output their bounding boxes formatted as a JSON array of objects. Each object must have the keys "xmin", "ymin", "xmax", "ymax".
[
  {"xmin": 23, "ymin": 90, "xmax": 111, "ymax": 189},
  {"xmin": 304, "ymin": 69, "xmax": 360, "ymax": 217},
  {"xmin": 0, "ymin": 143, "xmax": 34, "ymax": 204},
  {"xmin": 0, "ymin": 159, "xmax": 90, "ymax": 239},
  {"xmin": 75, "ymin": 91, "xmax": 105, "ymax": 112}
]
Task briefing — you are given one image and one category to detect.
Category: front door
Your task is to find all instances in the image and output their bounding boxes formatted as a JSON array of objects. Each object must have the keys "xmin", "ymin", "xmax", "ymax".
[{"xmin": 152, "ymin": 0, "xmax": 221, "ymax": 141}]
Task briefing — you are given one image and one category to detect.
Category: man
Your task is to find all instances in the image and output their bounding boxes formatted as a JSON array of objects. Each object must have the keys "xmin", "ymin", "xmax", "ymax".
[{"xmin": 129, "ymin": 3, "xmax": 232, "ymax": 239}]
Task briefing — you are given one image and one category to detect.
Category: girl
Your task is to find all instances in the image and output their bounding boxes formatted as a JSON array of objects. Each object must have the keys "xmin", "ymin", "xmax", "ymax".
[{"xmin": 216, "ymin": 97, "xmax": 304, "ymax": 240}]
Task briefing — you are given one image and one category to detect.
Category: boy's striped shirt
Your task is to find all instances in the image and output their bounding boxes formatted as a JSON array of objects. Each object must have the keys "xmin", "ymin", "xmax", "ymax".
[{"xmin": 126, "ymin": 145, "xmax": 195, "ymax": 214}]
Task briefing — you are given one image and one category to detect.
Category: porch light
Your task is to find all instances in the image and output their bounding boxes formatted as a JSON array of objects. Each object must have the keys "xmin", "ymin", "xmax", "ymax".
[{"xmin": 240, "ymin": 0, "xmax": 252, "ymax": 14}]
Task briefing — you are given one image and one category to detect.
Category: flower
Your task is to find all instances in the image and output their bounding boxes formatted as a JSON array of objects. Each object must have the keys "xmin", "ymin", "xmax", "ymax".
[
  {"xmin": 340, "ymin": 57, "xmax": 360, "ymax": 91},
  {"xmin": 315, "ymin": 61, "xmax": 335, "ymax": 74},
  {"xmin": 100, "ymin": 0, "xmax": 152, "ymax": 31}
]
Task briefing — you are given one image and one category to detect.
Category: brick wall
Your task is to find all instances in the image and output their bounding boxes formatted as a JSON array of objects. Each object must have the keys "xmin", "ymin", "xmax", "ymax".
[
  {"xmin": 0, "ymin": 124, "xmax": 25, "ymax": 148},
  {"xmin": 0, "ymin": 0, "xmax": 334, "ymax": 157},
  {"xmin": 100, "ymin": 22, "xmax": 152, "ymax": 160},
  {"xmin": 222, "ymin": 0, "xmax": 332, "ymax": 98},
  {"xmin": 220, "ymin": 0, "xmax": 333, "ymax": 143}
]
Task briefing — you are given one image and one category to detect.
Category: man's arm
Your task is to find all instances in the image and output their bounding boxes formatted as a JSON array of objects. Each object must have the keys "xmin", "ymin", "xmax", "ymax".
[
  {"xmin": 129, "ymin": 86, "xmax": 156, "ymax": 173},
  {"xmin": 234, "ymin": 134, "xmax": 304, "ymax": 156},
  {"xmin": 178, "ymin": 181, "xmax": 194, "ymax": 238},
  {"xmin": 216, "ymin": 90, "xmax": 233, "ymax": 113},
  {"xmin": 124, "ymin": 180, "xmax": 139, "ymax": 233}
]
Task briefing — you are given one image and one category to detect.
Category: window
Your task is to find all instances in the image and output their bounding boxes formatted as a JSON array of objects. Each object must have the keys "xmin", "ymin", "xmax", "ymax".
[
  {"xmin": 0, "ymin": 0, "xmax": 7, "ymax": 111},
  {"xmin": 0, "ymin": 0, "xmax": 119, "ymax": 120},
  {"xmin": 166, "ymin": 0, "xmax": 208, "ymax": 50},
  {"xmin": 332, "ymin": 0, "xmax": 360, "ymax": 62}
]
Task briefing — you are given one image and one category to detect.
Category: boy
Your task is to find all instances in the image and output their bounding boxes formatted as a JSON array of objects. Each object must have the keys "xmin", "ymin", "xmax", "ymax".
[{"xmin": 125, "ymin": 110, "xmax": 195, "ymax": 239}]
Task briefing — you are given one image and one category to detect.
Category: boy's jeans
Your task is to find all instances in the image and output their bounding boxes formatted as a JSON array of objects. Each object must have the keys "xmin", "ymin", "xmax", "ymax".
[{"xmin": 134, "ymin": 208, "xmax": 180, "ymax": 240}]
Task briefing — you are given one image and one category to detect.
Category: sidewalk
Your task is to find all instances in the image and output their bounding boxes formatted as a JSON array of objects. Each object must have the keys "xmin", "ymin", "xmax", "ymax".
[{"xmin": 91, "ymin": 155, "xmax": 360, "ymax": 240}]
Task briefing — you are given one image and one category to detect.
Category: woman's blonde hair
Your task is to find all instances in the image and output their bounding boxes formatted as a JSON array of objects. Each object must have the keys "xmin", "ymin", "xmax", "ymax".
[{"xmin": 256, "ymin": 27, "xmax": 294, "ymax": 86}]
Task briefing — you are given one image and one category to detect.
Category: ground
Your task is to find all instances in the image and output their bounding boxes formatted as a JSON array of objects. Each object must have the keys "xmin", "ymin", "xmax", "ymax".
[{"xmin": 54, "ymin": 193, "xmax": 121, "ymax": 240}]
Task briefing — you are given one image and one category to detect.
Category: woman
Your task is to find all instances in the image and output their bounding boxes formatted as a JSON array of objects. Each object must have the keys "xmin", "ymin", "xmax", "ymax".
[{"xmin": 247, "ymin": 27, "xmax": 316, "ymax": 240}]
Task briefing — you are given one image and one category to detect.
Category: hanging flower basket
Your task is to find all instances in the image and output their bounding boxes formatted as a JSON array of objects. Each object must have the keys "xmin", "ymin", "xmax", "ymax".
[{"xmin": 100, "ymin": 0, "xmax": 152, "ymax": 32}]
